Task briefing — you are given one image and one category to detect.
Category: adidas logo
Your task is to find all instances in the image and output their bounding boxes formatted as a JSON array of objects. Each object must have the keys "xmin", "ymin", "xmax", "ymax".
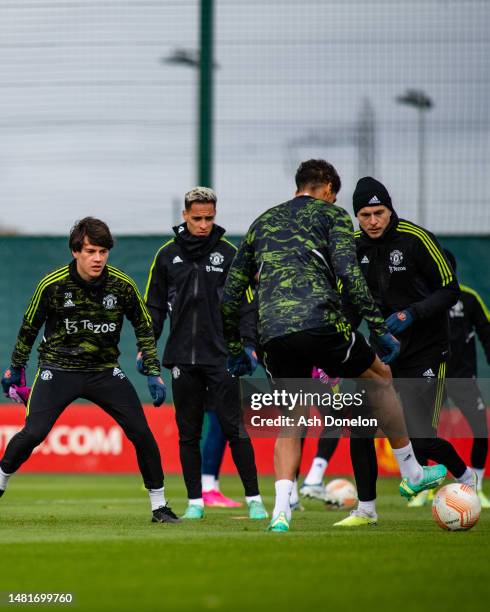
[
  {"xmin": 422, "ymin": 368, "xmax": 435, "ymax": 377},
  {"xmin": 64, "ymin": 299, "xmax": 75, "ymax": 308},
  {"xmin": 173, "ymin": 256, "xmax": 183, "ymax": 264},
  {"xmin": 361, "ymin": 255, "xmax": 369, "ymax": 264},
  {"xmin": 368, "ymin": 195, "xmax": 381, "ymax": 204}
]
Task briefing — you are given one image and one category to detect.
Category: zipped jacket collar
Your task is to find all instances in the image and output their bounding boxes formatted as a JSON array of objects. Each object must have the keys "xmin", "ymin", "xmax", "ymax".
[{"xmin": 173, "ymin": 223, "xmax": 226, "ymax": 261}]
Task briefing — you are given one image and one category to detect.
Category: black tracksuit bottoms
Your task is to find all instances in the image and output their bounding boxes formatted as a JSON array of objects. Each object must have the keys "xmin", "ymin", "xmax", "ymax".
[
  {"xmin": 0, "ymin": 368, "xmax": 164, "ymax": 489},
  {"xmin": 171, "ymin": 364, "xmax": 259, "ymax": 499},
  {"xmin": 445, "ymin": 378, "xmax": 488, "ymax": 469},
  {"xmin": 350, "ymin": 359, "xmax": 468, "ymax": 501}
]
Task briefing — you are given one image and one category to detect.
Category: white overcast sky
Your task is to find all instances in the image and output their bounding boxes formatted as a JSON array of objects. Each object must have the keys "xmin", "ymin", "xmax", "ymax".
[{"xmin": 0, "ymin": 0, "xmax": 488, "ymax": 234}]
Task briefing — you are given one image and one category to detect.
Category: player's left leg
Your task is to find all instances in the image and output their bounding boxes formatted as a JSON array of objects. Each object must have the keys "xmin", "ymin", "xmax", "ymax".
[
  {"xmin": 83, "ymin": 369, "xmax": 180, "ymax": 524},
  {"xmin": 206, "ymin": 367, "xmax": 267, "ymax": 520},
  {"xmin": 333, "ymin": 407, "xmax": 379, "ymax": 527},
  {"xmin": 397, "ymin": 362, "xmax": 475, "ymax": 494},
  {"xmin": 261, "ymin": 335, "xmax": 314, "ymax": 531},
  {"xmin": 201, "ymin": 410, "xmax": 241, "ymax": 507},
  {"xmin": 1, "ymin": 369, "xmax": 78, "ymax": 497}
]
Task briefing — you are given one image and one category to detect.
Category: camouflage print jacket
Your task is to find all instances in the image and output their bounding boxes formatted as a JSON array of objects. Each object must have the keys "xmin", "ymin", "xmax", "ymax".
[
  {"xmin": 11, "ymin": 260, "xmax": 160, "ymax": 374},
  {"xmin": 221, "ymin": 195, "xmax": 387, "ymax": 354}
]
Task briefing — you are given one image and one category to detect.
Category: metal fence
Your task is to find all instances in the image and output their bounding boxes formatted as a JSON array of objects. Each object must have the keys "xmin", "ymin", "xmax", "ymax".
[{"xmin": 0, "ymin": 1, "xmax": 489, "ymax": 235}]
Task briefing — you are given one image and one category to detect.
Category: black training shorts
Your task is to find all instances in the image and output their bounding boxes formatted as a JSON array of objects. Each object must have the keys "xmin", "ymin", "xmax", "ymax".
[{"xmin": 262, "ymin": 326, "xmax": 376, "ymax": 379}]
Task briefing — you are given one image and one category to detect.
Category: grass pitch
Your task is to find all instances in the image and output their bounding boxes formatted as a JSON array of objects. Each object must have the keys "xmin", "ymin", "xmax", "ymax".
[{"xmin": 0, "ymin": 474, "xmax": 488, "ymax": 611}]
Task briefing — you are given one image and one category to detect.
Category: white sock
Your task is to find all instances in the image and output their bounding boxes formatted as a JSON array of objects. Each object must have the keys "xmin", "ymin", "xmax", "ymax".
[
  {"xmin": 357, "ymin": 500, "xmax": 376, "ymax": 516},
  {"xmin": 304, "ymin": 458, "xmax": 327, "ymax": 485},
  {"xmin": 273, "ymin": 479, "xmax": 293, "ymax": 520},
  {"xmin": 392, "ymin": 443, "xmax": 423, "ymax": 483},
  {"xmin": 0, "ymin": 467, "xmax": 12, "ymax": 491},
  {"xmin": 456, "ymin": 466, "xmax": 475, "ymax": 486},
  {"xmin": 201, "ymin": 474, "xmax": 216, "ymax": 492},
  {"xmin": 474, "ymin": 468, "xmax": 484, "ymax": 491},
  {"xmin": 148, "ymin": 486, "xmax": 166, "ymax": 511},
  {"xmin": 246, "ymin": 495, "xmax": 262, "ymax": 505},
  {"xmin": 189, "ymin": 498, "xmax": 204, "ymax": 507},
  {"xmin": 290, "ymin": 479, "xmax": 299, "ymax": 505}
]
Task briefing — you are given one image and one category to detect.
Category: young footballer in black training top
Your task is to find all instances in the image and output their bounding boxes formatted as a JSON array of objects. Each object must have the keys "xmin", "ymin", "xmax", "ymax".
[
  {"xmin": 0, "ymin": 217, "xmax": 180, "ymax": 524},
  {"xmin": 144, "ymin": 187, "xmax": 267, "ymax": 520}
]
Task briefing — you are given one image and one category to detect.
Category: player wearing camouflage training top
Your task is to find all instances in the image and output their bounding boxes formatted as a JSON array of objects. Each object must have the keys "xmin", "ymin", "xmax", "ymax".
[
  {"xmin": 0, "ymin": 217, "xmax": 180, "ymax": 524},
  {"xmin": 222, "ymin": 159, "xmax": 447, "ymax": 532}
]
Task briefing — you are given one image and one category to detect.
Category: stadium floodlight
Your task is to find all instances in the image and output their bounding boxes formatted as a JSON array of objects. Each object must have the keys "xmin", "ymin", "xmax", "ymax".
[{"xmin": 396, "ymin": 89, "xmax": 433, "ymax": 227}]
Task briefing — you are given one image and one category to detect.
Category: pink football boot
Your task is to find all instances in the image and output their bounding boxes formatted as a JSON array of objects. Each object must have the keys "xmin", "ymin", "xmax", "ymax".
[{"xmin": 202, "ymin": 490, "xmax": 243, "ymax": 508}]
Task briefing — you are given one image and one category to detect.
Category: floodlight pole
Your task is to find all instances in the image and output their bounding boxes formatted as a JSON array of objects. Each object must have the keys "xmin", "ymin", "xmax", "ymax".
[
  {"xmin": 396, "ymin": 90, "xmax": 433, "ymax": 227},
  {"xmin": 199, "ymin": 0, "xmax": 214, "ymax": 188},
  {"xmin": 163, "ymin": 0, "xmax": 215, "ymax": 187}
]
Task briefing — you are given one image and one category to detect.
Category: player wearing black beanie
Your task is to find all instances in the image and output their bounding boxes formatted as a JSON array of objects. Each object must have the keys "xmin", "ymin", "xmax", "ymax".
[
  {"xmin": 333, "ymin": 178, "xmax": 474, "ymax": 526},
  {"xmin": 352, "ymin": 176, "xmax": 393, "ymax": 216}
]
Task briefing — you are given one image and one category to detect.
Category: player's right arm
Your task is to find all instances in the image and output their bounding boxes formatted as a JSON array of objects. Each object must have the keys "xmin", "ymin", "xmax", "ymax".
[
  {"xmin": 10, "ymin": 268, "xmax": 67, "ymax": 367},
  {"xmin": 222, "ymin": 230, "xmax": 256, "ymax": 356},
  {"xmin": 144, "ymin": 243, "xmax": 171, "ymax": 341}
]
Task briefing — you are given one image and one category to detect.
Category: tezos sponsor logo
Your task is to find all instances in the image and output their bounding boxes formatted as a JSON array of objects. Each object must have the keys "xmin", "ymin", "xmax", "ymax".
[
  {"xmin": 171, "ymin": 366, "xmax": 181, "ymax": 379},
  {"xmin": 64, "ymin": 319, "xmax": 117, "ymax": 334},
  {"xmin": 102, "ymin": 294, "xmax": 117, "ymax": 309},
  {"xmin": 41, "ymin": 370, "xmax": 53, "ymax": 381}
]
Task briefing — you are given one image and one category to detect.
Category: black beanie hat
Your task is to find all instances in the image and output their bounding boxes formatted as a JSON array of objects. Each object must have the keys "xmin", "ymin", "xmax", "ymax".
[{"xmin": 353, "ymin": 177, "xmax": 393, "ymax": 215}]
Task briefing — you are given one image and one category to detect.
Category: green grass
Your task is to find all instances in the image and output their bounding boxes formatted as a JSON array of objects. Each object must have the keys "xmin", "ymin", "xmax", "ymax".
[{"xmin": 0, "ymin": 475, "xmax": 488, "ymax": 611}]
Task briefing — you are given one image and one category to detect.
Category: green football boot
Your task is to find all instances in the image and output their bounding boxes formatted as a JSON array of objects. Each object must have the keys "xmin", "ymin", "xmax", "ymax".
[
  {"xmin": 267, "ymin": 511, "xmax": 290, "ymax": 532},
  {"xmin": 406, "ymin": 489, "xmax": 433, "ymax": 508},
  {"xmin": 248, "ymin": 500, "xmax": 269, "ymax": 519},
  {"xmin": 182, "ymin": 504, "xmax": 204, "ymax": 520},
  {"xmin": 400, "ymin": 464, "xmax": 447, "ymax": 499},
  {"xmin": 333, "ymin": 510, "xmax": 377, "ymax": 527}
]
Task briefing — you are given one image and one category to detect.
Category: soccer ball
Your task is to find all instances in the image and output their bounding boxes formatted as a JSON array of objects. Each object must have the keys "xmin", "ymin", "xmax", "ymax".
[
  {"xmin": 325, "ymin": 478, "xmax": 358, "ymax": 508},
  {"xmin": 432, "ymin": 483, "xmax": 481, "ymax": 531}
]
